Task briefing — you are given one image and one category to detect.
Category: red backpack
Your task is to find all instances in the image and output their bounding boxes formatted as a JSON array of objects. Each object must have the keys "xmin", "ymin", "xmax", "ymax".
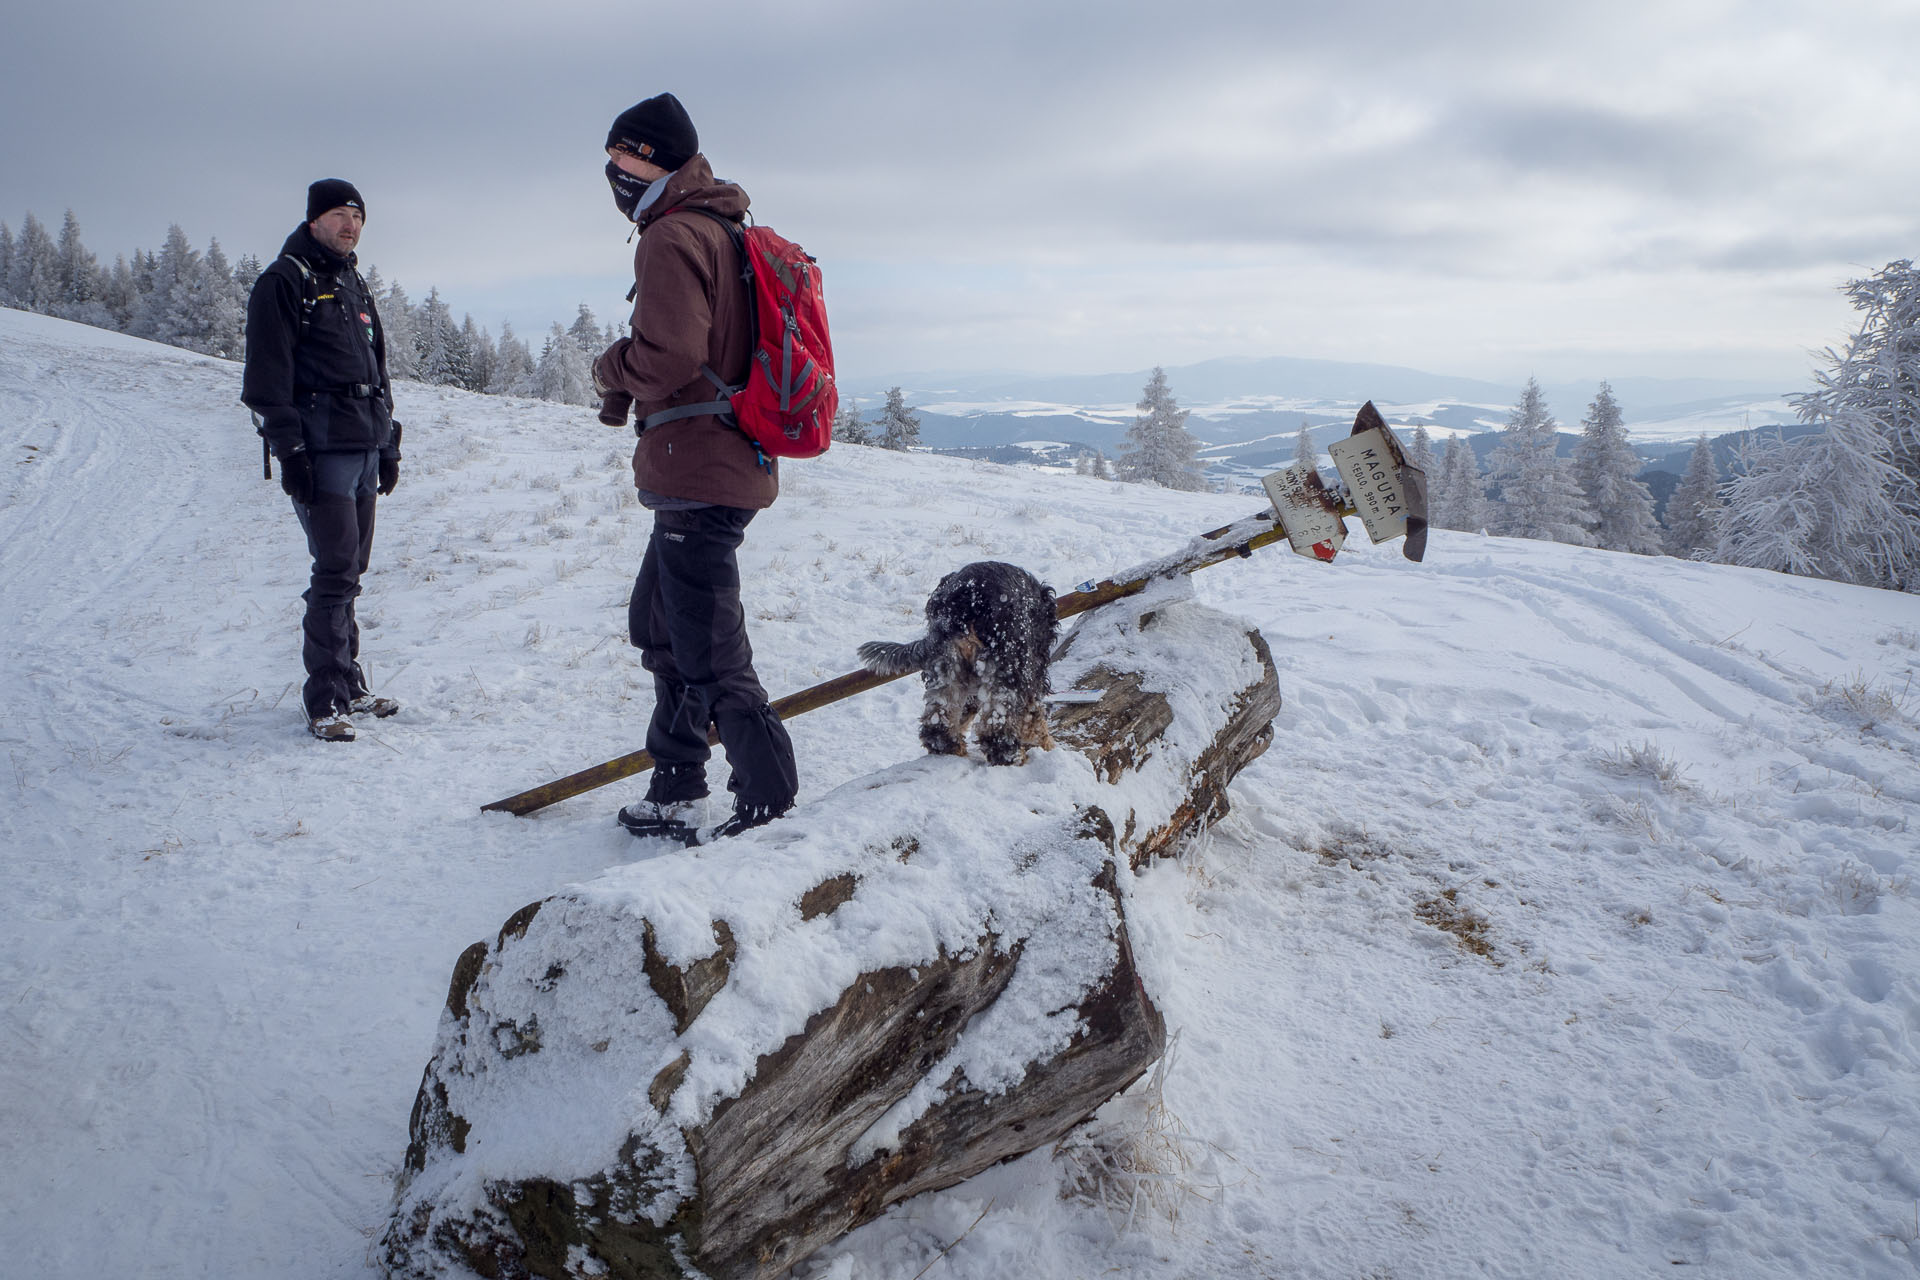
[{"xmin": 641, "ymin": 209, "xmax": 837, "ymax": 463}]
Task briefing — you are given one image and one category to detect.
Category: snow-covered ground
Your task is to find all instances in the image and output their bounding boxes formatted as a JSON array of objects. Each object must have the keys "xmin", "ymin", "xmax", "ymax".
[{"xmin": 4, "ymin": 307, "xmax": 1918, "ymax": 1279}]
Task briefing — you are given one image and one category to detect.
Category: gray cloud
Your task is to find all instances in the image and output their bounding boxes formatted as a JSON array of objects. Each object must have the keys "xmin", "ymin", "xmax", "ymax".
[{"xmin": 4, "ymin": 0, "xmax": 1919, "ymax": 382}]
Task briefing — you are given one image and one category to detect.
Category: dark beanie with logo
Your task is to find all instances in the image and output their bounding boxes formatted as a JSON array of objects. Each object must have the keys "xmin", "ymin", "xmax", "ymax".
[
  {"xmin": 307, "ymin": 179, "xmax": 366, "ymax": 223},
  {"xmin": 606, "ymin": 93, "xmax": 698, "ymax": 170}
]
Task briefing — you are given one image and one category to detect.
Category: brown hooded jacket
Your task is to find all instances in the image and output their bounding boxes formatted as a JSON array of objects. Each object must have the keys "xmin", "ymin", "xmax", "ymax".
[{"xmin": 594, "ymin": 155, "xmax": 776, "ymax": 509}]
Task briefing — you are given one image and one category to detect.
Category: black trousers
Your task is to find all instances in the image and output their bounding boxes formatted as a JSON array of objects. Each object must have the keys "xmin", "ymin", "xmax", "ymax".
[
  {"xmin": 629, "ymin": 505, "xmax": 797, "ymax": 811},
  {"xmin": 292, "ymin": 452, "xmax": 378, "ymax": 719}
]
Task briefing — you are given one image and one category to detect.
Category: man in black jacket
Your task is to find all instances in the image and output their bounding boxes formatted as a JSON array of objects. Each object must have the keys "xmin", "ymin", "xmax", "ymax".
[{"xmin": 242, "ymin": 179, "xmax": 404, "ymax": 742}]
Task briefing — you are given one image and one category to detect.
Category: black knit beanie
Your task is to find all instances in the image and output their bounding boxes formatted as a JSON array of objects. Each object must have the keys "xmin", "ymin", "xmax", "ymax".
[
  {"xmin": 605, "ymin": 93, "xmax": 698, "ymax": 170},
  {"xmin": 307, "ymin": 178, "xmax": 366, "ymax": 222}
]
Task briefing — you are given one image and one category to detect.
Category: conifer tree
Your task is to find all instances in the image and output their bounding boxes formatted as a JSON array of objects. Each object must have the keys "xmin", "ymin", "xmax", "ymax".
[
  {"xmin": 876, "ymin": 386, "xmax": 921, "ymax": 451},
  {"xmin": 1431, "ymin": 435, "xmax": 1486, "ymax": 531},
  {"xmin": 416, "ymin": 287, "xmax": 472, "ymax": 387},
  {"xmin": 381, "ymin": 282, "xmax": 422, "ymax": 380},
  {"xmin": 129, "ymin": 224, "xmax": 199, "ymax": 344},
  {"xmin": 832, "ymin": 400, "xmax": 872, "ymax": 445},
  {"xmin": 1573, "ymin": 382, "xmax": 1661, "ymax": 554},
  {"xmin": 100, "ymin": 255, "xmax": 137, "ymax": 330},
  {"xmin": 567, "ymin": 304, "xmax": 603, "ymax": 356},
  {"xmin": 0, "ymin": 223, "xmax": 14, "ymax": 306},
  {"xmin": 1486, "ymin": 377, "xmax": 1592, "ymax": 544},
  {"xmin": 1714, "ymin": 260, "xmax": 1920, "ymax": 591},
  {"xmin": 1118, "ymin": 367, "xmax": 1205, "ymax": 490},
  {"xmin": 9, "ymin": 213, "xmax": 62, "ymax": 314},
  {"xmin": 54, "ymin": 210, "xmax": 108, "ymax": 325},
  {"xmin": 1407, "ymin": 425, "xmax": 1437, "ymax": 479},
  {"xmin": 1662, "ymin": 435, "xmax": 1722, "ymax": 559},
  {"xmin": 463, "ymin": 316, "xmax": 494, "ymax": 393},
  {"xmin": 533, "ymin": 322, "xmax": 595, "ymax": 405},
  {"xmin": 1292, "ymin": 417, "xmax": 1318, "ymax": 474},
  {"xmin": 488, "ymin": 323, "xmax": 534, "ymax": 395}
]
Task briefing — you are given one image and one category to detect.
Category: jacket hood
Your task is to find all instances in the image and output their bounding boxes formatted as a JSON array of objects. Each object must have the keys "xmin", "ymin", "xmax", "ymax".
[{"xmin": 632, "ymin": 154, "xmax": 750, "ymax": 233}]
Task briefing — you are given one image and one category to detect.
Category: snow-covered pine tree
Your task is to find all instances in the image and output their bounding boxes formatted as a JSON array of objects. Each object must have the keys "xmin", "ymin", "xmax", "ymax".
[
  {"xmin": 567, "ymin": 304, "xmax": 603, "ymax": 357},
  {"xmin": 380, "ymin": 282, "xmax": 422, "ymax": 381},
  {"xmin": 1091, "ymin": 450, "xmax": 1113, "ymax": 480},
  {"xmin": 1662, "ymin": 435, "xmax": 1721, "ymax": 559},
  {"xmin": 129, "ymin": 225, "xmax": 199, "ymax": 344},
  {"xmin": 488, "ymin": 323, "xmax": 534, "ymax": 396},
  {"xmin": 832, "ymin": 400, "xmax": 872, "ymax": 445},
  {"xmin": 1117, "ymin": 367, "xmax": 1205, "ymax": 490},
  {"xmin": 1486, "ymin": 377, "xmax": 1592, "ymax": 544},
  {"xmin": 533, "ymin": 322, "xmax": 595, "ymax": 406},
  {"xmin": 1572, "ymin": 382, "xmax": 1661, "ymax": 554},
  {"xmin": 0, "ymin": 223, "xmax": 14, "ymax": 306},
  {"xmin": 1407, "ymin": 425, "xmax": 1437, "ymax": 479},
  {"xmin": 1292, "ymin": 417, "xmax": 1318, "ymax": 474},
  {"xmin": 416, "ymin": 288, "xmax": 472, "ymax": 388},
  {"xmin": 876, "ymin": 387, "xmax": 921, "ymax": 451},
  {"xmin": 1431, "ymin": 435, "xmax": 1485, "ymax": 531},
  {"xmin": 173, "ymin": 237, "xmax": 245, "ymax": 358},
  {"xmin": 9, "ymin": 214, "xmax": 63, "ymax": 314},
  {"xmin": 53, "ymin": 210, "xmax": 109, "ymax": 326},
  {"xmin": 1714, "ymin": 261, "xmax": 1920, "ymax": 591},
  {"xmin": 463, "ymin": 316, "xmax": 494, "ymax": 394},
  {"xmin": 99, "ymin": 255, "xmax": 137, "ymax": 331}
]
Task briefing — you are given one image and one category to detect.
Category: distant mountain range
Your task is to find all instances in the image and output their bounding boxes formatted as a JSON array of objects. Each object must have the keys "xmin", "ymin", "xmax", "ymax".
[{"xmin": 839, "ymin": 353, "xmax": 1808, "ymax": 491}]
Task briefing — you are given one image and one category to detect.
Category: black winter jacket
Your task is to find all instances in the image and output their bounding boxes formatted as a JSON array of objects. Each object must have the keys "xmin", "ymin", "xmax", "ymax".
[{"xmin": 242, "ymin": 225, "xmax": 395, "ymax": 456}]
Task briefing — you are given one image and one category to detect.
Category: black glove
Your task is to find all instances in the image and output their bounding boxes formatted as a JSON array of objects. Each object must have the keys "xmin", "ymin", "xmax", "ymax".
[
  {"xmin": 278, "ymin": 446, "xmax": 315, "ymax": 505},
  {"xmin": 378, "ymin": 420, "xmax": 403, "ymax": 496},
  {"xmin": 598, "ymin": 391, "xmax": 633, "ymax": 428}
]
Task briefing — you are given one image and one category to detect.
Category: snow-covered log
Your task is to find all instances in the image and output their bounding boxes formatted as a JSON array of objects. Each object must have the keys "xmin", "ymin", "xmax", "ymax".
[{"xmin": 382, "ymin": 583, "xmax": 1278, "ymax": 1280}]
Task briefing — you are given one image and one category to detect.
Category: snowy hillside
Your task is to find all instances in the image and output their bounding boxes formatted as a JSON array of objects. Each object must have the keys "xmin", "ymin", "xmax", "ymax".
[{"xmin": 3, "ymin": 307, "xmax": 1918, "ymax": 1279}]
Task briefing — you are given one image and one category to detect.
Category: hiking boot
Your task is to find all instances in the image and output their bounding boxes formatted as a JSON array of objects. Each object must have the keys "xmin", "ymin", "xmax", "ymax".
[
  {"xmin": 617, "ymin": 796, "xmax": 706, "ymax": 843},
  {"xmin": 308, "ymin": 713, "xmax": 356, "ymax": 742},
  {"xmin": 349, "ymin": 694, "xmax": 400, "ymax": 718},
  {"xmin": 690, "ymin": 802, "xmax": 788, "ymax": 846}
]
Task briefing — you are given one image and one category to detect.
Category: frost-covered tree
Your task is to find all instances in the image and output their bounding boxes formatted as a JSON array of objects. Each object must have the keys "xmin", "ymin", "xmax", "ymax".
[
  {"xmin": 832, "ymin": 399, "xmax": 872, "ymax": 445},
  {"xmin": 99, "ymin": 255, "xmax": 138, "ymax": 331},
  {"xmin": 1572, "ymin": 382, "xmax": 1661, "ymax": 554},
  {"xmin": 164, "ymin": 237, "xmax": 245, "ymax": 358},
  {"xmin": 1431, "ymin": 434, "xmax": 1486, "ymax": 532},
  {"xmin": 1292, "ymin": 417, "xmax": 1318, "ymax": 474},
  {"xmin": 1118, "ymin": 367, "xmax": 1205, "ymax": 490},
  {"xmin": 381, "ymin": 281, "xmax": 422, "ymax": 380},
  {"xmin": 533, "ymin": 322, "xmax": 595, "ymax": 405},
  {"xmin": 1406, "ymin": 425, "xmax": 1437, "ymax": 478},
  {"xmin": 488, "ymin": 322, "xmax": 534, "ymax": 396},
  {"xmin": 463, "ymin": 316, "xmax": 494, "ymax": 393},
  {"xmin": 0, "ymin": 223, "xmax": 14, "ymax": 306},
  {"xmin": 1486, "ymin": 378, "xmax": 1592, "ymax": 544},
  {"xmin": 129, "ymin": 225, "xmax": 200, "ymax": 344},
  {"xmin": 875, "ymin": 386, "xmax": 921, "ymax": 451},
  {"xmin": 416, "ymin": 287, "xmax": 472, "ymax": 388},
  {"xmin": 1662, "ymin": 435, "xmax": 1722, "ymax": 559},
  {"xmin": 53, "ymin": 210, "xmax": 109, "ymax": 326},
  {"xmin": 8, "ymin": 213, "xmax": 62, "ymax": 313},
  {"xmin": 567, "ymin": 304, "xmax": 604, "ymax": 357},
  {"xmin": 1713, "ymin": 260, "xmax": 1920, "ymax": 591}
]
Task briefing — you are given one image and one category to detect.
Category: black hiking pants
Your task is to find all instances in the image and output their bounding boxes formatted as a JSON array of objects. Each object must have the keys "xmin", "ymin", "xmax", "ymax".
[
  {"xmin": 629, "ymin": 505, "xmax": 797, "ymax": 812},
  {"xmin": 292, "ymin": 451, "xmax": 378, "ymax": 719}
]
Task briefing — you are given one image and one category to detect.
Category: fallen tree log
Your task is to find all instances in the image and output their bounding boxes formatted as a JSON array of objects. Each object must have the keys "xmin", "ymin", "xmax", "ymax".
[{"xmin": 383, "ymin": 585, "xmax": 1280, "ymax": 1280}]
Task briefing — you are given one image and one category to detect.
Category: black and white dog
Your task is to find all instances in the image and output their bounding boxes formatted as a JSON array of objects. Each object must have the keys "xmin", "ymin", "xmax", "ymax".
[{"xmin": 858, "ymin": 561, "xmax": 1059, "ymax": 765}]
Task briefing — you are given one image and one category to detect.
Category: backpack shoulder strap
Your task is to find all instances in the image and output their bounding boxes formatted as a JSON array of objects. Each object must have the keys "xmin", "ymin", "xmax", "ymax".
[{"xmin": 280, "ymin": 254, "xmax": 319, "ymax": 340}]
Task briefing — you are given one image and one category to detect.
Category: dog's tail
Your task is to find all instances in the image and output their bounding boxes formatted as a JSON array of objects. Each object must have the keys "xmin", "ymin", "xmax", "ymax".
[{"xmin": 857, "ymin": 636, "xmax": 933, "ymax": 676}]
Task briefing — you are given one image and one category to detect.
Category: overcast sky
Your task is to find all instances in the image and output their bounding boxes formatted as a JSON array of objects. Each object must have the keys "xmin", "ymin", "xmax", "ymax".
[{"xmin": 4, "ymin": 0, "xmax": 1918, "ymax": 389}]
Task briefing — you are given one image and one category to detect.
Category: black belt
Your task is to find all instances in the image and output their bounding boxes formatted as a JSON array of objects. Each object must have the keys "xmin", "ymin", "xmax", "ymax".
[{"xmin": 299, "ymin": 383, "xmax": 381, "ymax": 399}]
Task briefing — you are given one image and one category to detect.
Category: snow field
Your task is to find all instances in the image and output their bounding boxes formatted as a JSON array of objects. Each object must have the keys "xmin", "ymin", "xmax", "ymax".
[{"xmin": 2, "ymin": 307, "xmax": 1917, "ymax": 1278}]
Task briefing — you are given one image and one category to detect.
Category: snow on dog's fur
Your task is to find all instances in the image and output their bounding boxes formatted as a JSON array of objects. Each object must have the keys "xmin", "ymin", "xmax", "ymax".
[{"xmin": 858, "ymin": 561, "xmax": 1059, "ymax": 765}]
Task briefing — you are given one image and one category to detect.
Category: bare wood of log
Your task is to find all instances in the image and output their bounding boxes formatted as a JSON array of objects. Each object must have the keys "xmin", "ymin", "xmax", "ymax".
[{"xmin": 480, "ymin": 510, "xmax": 1287, "ymax": 817}]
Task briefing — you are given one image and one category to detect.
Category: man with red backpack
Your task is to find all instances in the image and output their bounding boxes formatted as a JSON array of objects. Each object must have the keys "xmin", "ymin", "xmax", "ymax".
[{"xmin": 592, "ymin": 92, "xmax": 799, "ymax": 845}]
